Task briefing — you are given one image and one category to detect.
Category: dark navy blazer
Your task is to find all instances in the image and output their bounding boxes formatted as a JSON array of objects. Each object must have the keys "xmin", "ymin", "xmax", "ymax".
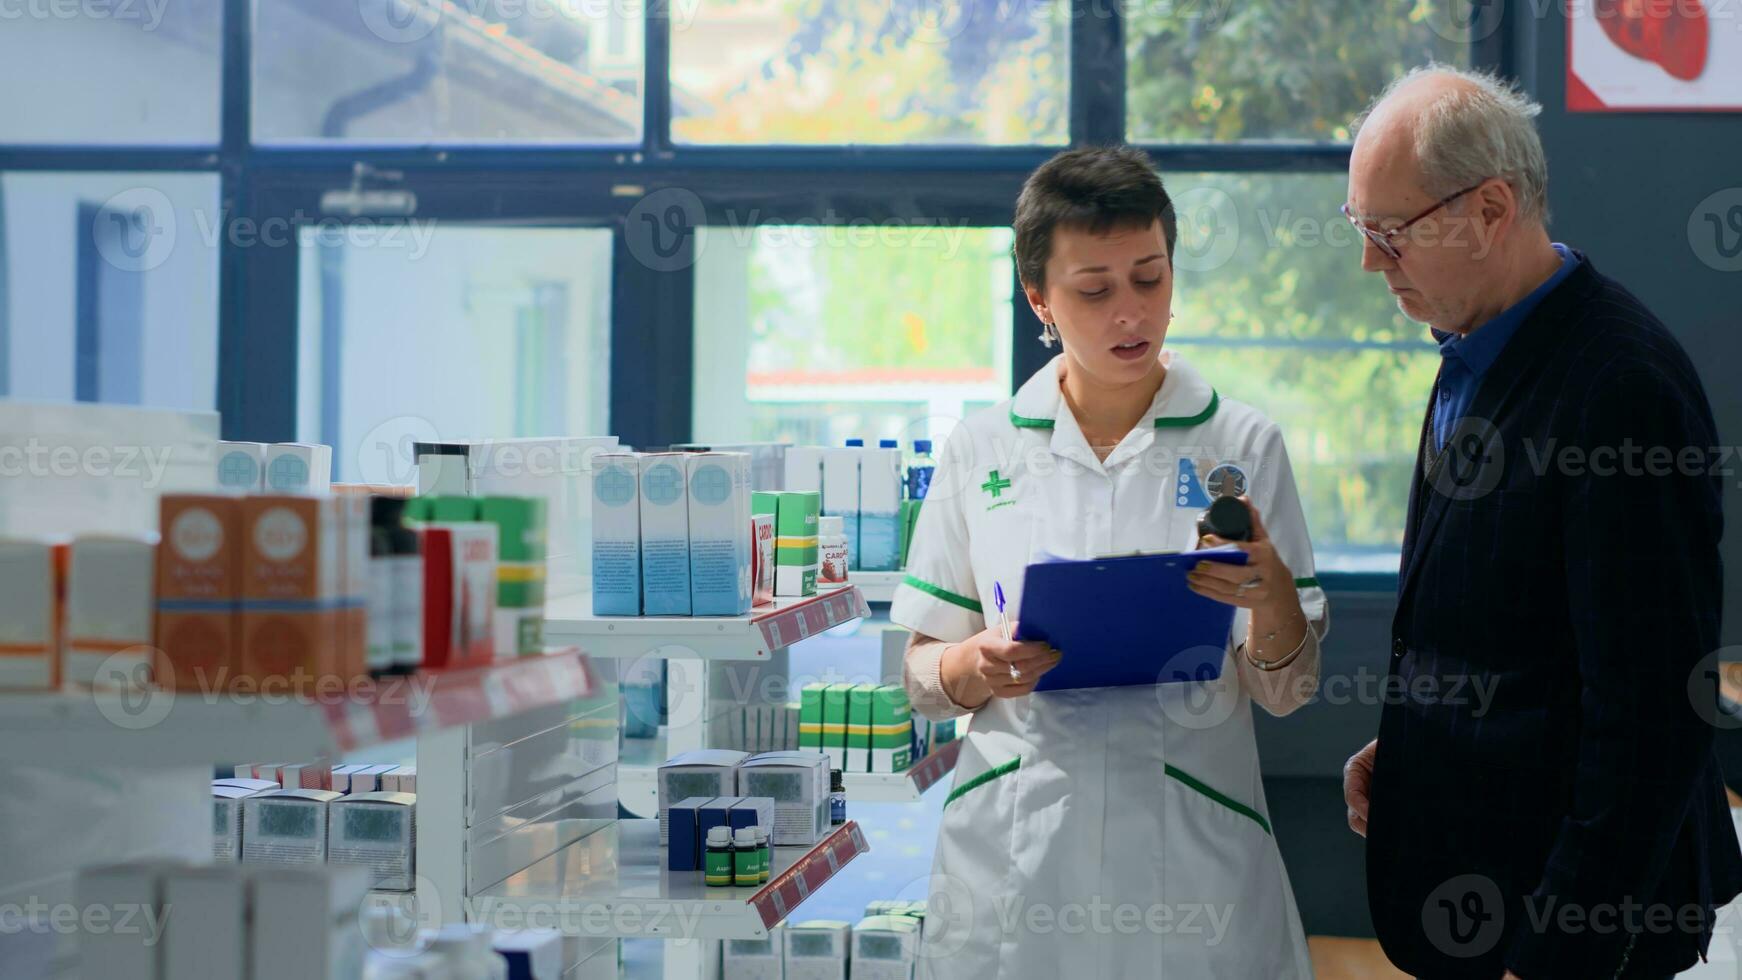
[{"xmin": 1365, "ymin": 254, "xmax": 1742, "ymax": 979}]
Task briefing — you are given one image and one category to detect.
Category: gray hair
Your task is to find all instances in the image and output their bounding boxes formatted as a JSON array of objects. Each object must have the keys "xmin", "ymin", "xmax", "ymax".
[{"xmin": 1352, "ymin": 64, "xmax": 1550, "ymax": 226}]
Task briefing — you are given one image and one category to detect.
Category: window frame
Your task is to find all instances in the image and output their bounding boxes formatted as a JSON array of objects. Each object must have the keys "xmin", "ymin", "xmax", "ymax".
[{"xmin": 0, "ymin": 0, "xmax": 1514, "ymax": 585}]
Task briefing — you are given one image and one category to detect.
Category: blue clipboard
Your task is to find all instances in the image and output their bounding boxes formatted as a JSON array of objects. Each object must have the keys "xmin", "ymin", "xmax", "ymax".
[{"xmin": 1013, "ymin": 548, "xmax": 1248, "ymax": 691}]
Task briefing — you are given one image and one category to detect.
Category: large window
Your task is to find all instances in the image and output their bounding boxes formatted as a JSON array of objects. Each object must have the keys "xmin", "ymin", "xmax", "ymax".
[
  {"xmin": 0, "ymin": 173, "xmax": 221, "ymax": 410},
  {"xmin": 691, "ymin": 225, "xmax": 1014, "ymax": 447},
  {"xmin": 672, "ymin": 0, "xmax": 1068, "ymax": 144},
  {"xmin": 295, "ymin": 226, "xmax": 613, "ymax": 483}
]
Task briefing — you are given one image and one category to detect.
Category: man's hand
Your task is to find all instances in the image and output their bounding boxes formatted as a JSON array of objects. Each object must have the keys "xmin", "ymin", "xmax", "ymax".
[{"xmin": 1344, "ymin": 739, "xmax": 1378, "ymax": 837}]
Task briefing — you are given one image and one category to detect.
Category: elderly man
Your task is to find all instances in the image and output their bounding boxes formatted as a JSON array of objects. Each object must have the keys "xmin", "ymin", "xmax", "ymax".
[{"xmin": 1340, "ymin": 66, "xmax": 1742, "ymax": 979}]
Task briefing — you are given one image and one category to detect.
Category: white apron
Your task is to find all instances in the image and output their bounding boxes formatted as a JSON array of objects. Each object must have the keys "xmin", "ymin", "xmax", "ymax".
[{"xmin": 891, "ymin": 353, "xmax": 1323, "ymax": 980}]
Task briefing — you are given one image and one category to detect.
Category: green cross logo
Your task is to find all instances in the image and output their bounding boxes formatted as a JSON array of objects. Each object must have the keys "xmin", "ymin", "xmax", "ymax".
[{"xmin": 981, "ymin": 470, "xmax": 1012, "ymax": 499}]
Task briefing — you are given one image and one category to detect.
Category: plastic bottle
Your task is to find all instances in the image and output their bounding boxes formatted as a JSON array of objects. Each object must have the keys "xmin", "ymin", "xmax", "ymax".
[
  {"xmin": 818, "ymin": 516, "xmax": 849, "ymax": 585},
  {"xmin": 423, "ymin": 924, "xmax": 507, "ymax": 980},
  {"xmin": 907, "ymin": 440, "xmax": 936, "ymax": 500},
  {"xmin": 705, "ymin": 826, "xmax": 734, "ymax": 886},
  {"xmin": 733, "ymin": 827, "xmax": 760, "ymax": 887},
  {"xmin": 830, "ymin": 769, "xmax": 847, "ymax": 825}
]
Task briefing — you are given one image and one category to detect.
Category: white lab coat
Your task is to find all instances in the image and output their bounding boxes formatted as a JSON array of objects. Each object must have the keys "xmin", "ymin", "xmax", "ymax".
[{"xmin": 891, "ymin": 353, "xmax": 1327, "ymax": 980}]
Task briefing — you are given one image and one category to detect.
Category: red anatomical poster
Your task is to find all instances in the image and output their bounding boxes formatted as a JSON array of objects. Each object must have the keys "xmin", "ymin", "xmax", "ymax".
[{"xmin": 1568, "ymin": 0, "xmax": 1742, "ymax": 110}]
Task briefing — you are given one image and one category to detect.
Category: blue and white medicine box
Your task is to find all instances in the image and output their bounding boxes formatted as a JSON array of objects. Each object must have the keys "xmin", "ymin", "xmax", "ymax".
[
  {"xmin": 858, "ymin": 447, "xmax": 903, "ymax": 572},
  {"xmin": 591, "ymin": 452, "xmax": 642, "ymax": 616},
  {"xmin": 687, "ymin": 452, "xmax": 753, "ymax": 616},
  {"xmin": 667, "ymin": 796, "xmax": 714, "ymax": 872},
  {"xmin": 639, "ymin": 453, "xmax": 692, "ymax": 616}
]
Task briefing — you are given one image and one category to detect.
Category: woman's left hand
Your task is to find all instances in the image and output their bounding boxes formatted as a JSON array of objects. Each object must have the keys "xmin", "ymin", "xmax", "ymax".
[{"xmin": 1186, "ymin": 496, "xmax": 1295, "ymax": 613}]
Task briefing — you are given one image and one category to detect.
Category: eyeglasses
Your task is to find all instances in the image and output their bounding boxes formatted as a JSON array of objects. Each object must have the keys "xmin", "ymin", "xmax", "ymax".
[{"xmin": 1340, "ymin": 182, "xmax": 1487, "ymax": 260}]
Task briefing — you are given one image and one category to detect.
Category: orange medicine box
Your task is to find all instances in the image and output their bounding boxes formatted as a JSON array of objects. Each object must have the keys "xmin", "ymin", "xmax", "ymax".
[
  {"xmin": 241, "ymin": 496, "xmax": 342, "ymax": 693},
  {"xmin": 155, "ymin": 496, "xmax": 242, "ymax": 691},
  {"xmin": 0, "ymin": 538, "xmax": 61, "ymax": 689}
]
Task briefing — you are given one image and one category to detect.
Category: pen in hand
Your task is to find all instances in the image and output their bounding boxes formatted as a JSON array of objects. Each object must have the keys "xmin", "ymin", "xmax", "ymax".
[{"xmin": 996, "ymin": 582, "xmax": 1021, "ymax": 682}]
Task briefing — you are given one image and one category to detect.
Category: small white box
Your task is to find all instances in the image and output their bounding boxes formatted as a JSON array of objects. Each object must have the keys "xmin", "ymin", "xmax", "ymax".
[
  {"xmin": 76, "ymin": 861, "xmax": 174, "ymax": 980},
  {"xmin": 850, "ymin": 916, "xmax": 921, "ymax": 980},
  {"xmin": 591, "ymin": 452, "xmax": 643, "ymax": 616},
  {"xmin": 724, "ymin": 925, "xmax": 784, "ymax": 980},
  {"xmin": 213, "ymin": 782, "xmax": 273, "ymax": 862},
  {"xmin": 328, "ymin": 791, "xmax": 416, "ymax": 891},
  {"xmin": 414, "ymin": 443, "xmax": 471, "ymax": 496},
  {"xmin": 783, "ymin": 920, "xmax": 850, "ymax": 980},
  {"xmin": 0, "ymin": 537, "xmax": 57, "ymax": 689},
  {"xmin": 347, "ymin": 764, "xmax": 397, "ymax": 794},
  {"xmin": 858, "ymin": 448, "xmax": 903, "ymax": 572},
  {"xmin": 216, "ymin": 440, "xmax": 267, "ymax": 492},
  {"xmin": 64, "ymin": 534, "xmax": 156, "ymax": 689},
  {"xmin": 639, "ymin": 453, "xmax": 692, "ymax": 616},
  {"xmin": 330, "ymin": 764, "xmax": 365, "ymax": 794},
  {"xmin": 243, "ymin": 789, "xmax": 342, "ymax": 866},
  {"xmin": 163, "ymin": 866, "xmax": 248, "ymax": 980},
  {"xmin": 248, "ymin": 865, "xmax": 371, "ymax": 980},
  {"xmin": 264, "ymin": 443, "xmax": 333, "ymax": 494},
  {"xmin": 783, "ymin": 447, "xmax": 824, "ymax": 494},
  {"xmin": 738, "ymin": 751, "xmax": 831, "ymax": 846},
  {"xmin": 820, "ymin": 449, "xmax": 861, "ymax": 570},
  {"xmin": 687, "ymin": 452, "xmax": 753, "ymax": 616},
  {"xmin": 658, "ymin": 749, "xmax": 749, "ymax": 844}
]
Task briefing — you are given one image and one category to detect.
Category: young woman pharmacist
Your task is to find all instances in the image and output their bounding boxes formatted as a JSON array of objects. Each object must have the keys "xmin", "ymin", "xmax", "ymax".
[{"xmin": 891, "ymin": 146, "xmax": 1329, "ymax": 980}]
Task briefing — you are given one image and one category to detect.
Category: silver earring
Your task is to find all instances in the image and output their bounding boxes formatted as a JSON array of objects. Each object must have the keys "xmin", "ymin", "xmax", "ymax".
[{"xmin": 1038, "ymin": 321, "xmax": 1058, "ymax": 348}]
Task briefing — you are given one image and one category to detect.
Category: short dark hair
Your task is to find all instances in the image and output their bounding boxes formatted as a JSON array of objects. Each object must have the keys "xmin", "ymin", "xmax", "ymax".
[{"xmin": 1013, "ymin": 146, "xmax": 1177, "ymax": 291}]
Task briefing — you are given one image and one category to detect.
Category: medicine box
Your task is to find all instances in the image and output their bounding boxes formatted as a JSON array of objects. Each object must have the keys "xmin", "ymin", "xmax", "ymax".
[
  {"xmin": 846, "ymin": 684, "xmax": 873, "ymax": 773},
  {"xmin": 738, "ymin": 751, "xmax": 831, "ymax": 846},
  {"xmin": 851, "ymin": 915, "xmax": 921, "ymax": 980},
  {"xmin": 658, "ymin": 749, "xmax": 749, "ymax": 844},
  {"xmin": 65, "ymin": 534, "xmax": 156, "ymax": 690},
  {"xmin": 750, "ymin": 513, "xmax": 774, "ymax": 606},
  {"xmin": 724, "ymin": 925, "xmax": 785, "ymax": 980},
  {"xmin": 328, "ymin": 791, "xmax": 417, "ymax": 891},
  {"xmin": 639, "ymin": 453, "xmax": 692, "ymax": 616},
  {"xmin": 76, "ymin": 861, "xmax": 173, "ymax": 980},
  {"xmin": 337, "ymin": 495, "xmax": 370, "ymax": 682},
  {"xmin": 162, "ymin": 866, "xmax": 248, "ymax": 980},
  {"xmin": 872, "ymin": 685, "xmax": 914, "ymax": 773},
  {"xmin": 241, "ymin": 496, "xmax": 341, "ymax": 693},
  {"xmin": 820, "ymin": 449, "xmax": 860, "ymax": 570},
  {"xmin": 420, "ymin": 522, "xmax": 499, "ymax": 668},
  {"xmin": 784, "ymin": 447, "xmax": 824, "ymax": 493},
  {"xmin": 667, "ymin": 796, "xmax": 714, "ymax": 872},
  {"xmin": 858, "ymin": 447, "xmax": 903, "ymax": 572},
  {"xmin": 799, "ymin": 684, "xmax": 825, "ymax": 752},
  {"xmin": 212, "ymin": 782, "xmax": 271, "ymax": 862},
  {"xmin": 687, "ymin": 452, "xmax": 753, "ymax": 616},
  {"xmin": 413, "ymin": 442, "xmax": 472, "ymax": 496},
  {"xmin": 784, "ymin": 920, "xmax": 851, "ymax": 980},
  {"xmin": 479, "ymin": 496, "xmax": 547, "ymax": 655},
  {"xmin": 264, "ymin": 442, "xmax": 332, "ymax": 494},
  {"xmin": 156, "ymin": 496, "xmax": 241, "ymax": 691},
  {"xmin": 728, "ymin": 796, "xmax": 776, "ymax": 839},
  {"xmin": 216, "ymin": 441, "xmax": 267, "ymax": 492},
  {"xmin": 347, "ymin": 764, "xmax": 397, "ymax": 794},
  {"xmin": 248, "ymin": 864, "xmax": 371, "ymax": 980},
  {"xmin": 822, "ymin": 683, "xmax": 852, "ymax": 771},
  {"xmin": 243, "ymin": 788, "xmax": 343, "ymax": 867},
  {"xmin": 0, "ymin": 537, "xmax": 58, "ymax": 689},
  {"xmin": 591, "ymin": 452, "xmax": 643, "ymax": 616},
  {"xmin": 770, "ymin": 491, "xmax": 820, "ymax": 597}
]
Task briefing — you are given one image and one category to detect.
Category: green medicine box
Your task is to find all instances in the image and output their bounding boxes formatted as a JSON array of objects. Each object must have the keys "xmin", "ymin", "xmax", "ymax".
[
  {"xmin": 899, "ymin": 499, "xmax": 923, "ymax": 569},
  {"xmin": 768, "ymin": 491, "xmax": 820, "ymax": 597},
  {"xmin": 426, "ymin": 496, "xmax": 479, "ymax": 522},
  {"xmin": 871, "ymin": 685, "xmax": 913, "ymax": 773},
  {"xmin": 846, "ymin": 684, "xmax": 874, "ymax": 773},
  {"xmin": 478, "ymin": 496, "xmax": 548, "ymax": 655},
  {"xmin": 822, "ymin": 682, "xmax": 852, "ymax": 771},
  {"xmin": 798, "ymin": 684, "xmax": 826, "ymax": 752}
]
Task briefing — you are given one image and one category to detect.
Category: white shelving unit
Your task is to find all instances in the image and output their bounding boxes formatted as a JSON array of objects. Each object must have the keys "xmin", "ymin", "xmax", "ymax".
[
  {"xmin": 0, "ymin": 650, "xmax": 600, "ymax": 768},
  {"xmin": 544, "ymin": 587, "xmax": 870, "ymax": 661},
  {"xmin": 847, "ymin": 570, "xmax": 903, "ymax": 604},
  {"xmin": 474, "ymin": 818, "xmax": 871, "ymax": 940}
]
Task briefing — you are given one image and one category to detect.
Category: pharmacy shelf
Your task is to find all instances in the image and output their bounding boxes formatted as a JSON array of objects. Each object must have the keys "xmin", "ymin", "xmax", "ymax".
[
  {"xmin": 616, "ymin": 733, "xmax": 959, "ymax": 813},
  {"xmin": 544, "ymin": 587, "xmax": 871, "ymax": 661},
  {"xmin": 0, "ymin": 650, "xmax": 598, "ymax": 768},
  {"xmin": 843, "ymin": 738, "xmax": 962, "ymax": 803},
  {"xmin": 848, "ymin": 570, "xmax": 903, "ymax": 604},
  {"xmin": 474, "ymin": 818, "xmax": 870, "ymax": 939}
]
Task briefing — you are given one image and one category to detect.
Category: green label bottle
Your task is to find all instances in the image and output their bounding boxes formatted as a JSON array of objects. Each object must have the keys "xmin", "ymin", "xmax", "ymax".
[
  {"xmin": 705, "ymin": 827, "xmax": 733, "ymax": 887},
  {"xmin": 733, "ymin": 828, "xmax": 759, "ymax": 887}
]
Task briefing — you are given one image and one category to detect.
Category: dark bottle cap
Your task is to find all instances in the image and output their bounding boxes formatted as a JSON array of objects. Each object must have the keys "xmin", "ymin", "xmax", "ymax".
[{"xmin": 1196, "ymin": 496, "xmax": 1253, "ymax": 543}]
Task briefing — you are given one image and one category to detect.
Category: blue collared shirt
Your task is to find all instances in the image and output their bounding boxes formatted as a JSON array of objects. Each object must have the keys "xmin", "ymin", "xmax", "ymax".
[{"xmin": 1432, "ymin": 243, "xmax": 1579, "ymax": 452}]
